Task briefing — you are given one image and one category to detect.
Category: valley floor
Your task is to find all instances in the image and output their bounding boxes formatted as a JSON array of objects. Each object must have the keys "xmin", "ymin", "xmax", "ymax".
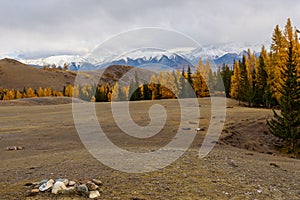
[{"xmin": 0, "ymin": 98, "xmax": 299, "ymax": 199}]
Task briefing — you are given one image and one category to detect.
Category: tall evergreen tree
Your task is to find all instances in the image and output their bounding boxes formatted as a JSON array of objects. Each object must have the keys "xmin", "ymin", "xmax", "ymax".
[
  {"xmin": 193, "ymin": 61, "xmax": 208, "ymax": 97},
  {"xmin": 230, "ymin": 60, "xmax": 240, "ymax": 100},
  {"xmin": 268, "ymin": 40, "xmax": 300, "ymax": 153},
  {"xmin": 118, "ymin": 85, "xmax": 126, "ymax": 101},
  {"xmin": 256, "ymin": 46, "xmax": 269, "ymax": 106},
  {"xmin": 179, "ymin": 71, "xmax": 188, "ymax": 98},
  {"xmin": 142, "ymin": 84, "xmax": 152, "ymax": 100},
  {"xmin": 221, "ymin": 64, "xmax": 233, "ymax": 97},
  {"xmin": 187, "ymin": 65, "xmax": 193, "ymax": 87},
  {"xmin": 238, "ymin": 56, "xmax": 249, "ymax": 103},
  {"xmin": 268, "ymin": 18, "xmax": 300, "ymax": 154},
  {"xmin": 215, "ymin": 67, "xmax": 224, "ymax": 92},
  {"xmin": 129, "ymin": 72, "xmax": 142, "ymax": 101}
]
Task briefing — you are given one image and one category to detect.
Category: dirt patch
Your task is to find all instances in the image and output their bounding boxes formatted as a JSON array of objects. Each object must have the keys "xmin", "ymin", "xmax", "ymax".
[{"xmin": 219, "ymin": 104, "xmax": 295, "ymax": 157}]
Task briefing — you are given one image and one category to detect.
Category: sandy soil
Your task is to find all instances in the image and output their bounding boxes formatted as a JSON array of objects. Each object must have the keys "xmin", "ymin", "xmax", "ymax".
[{"xmin": 0, "ymin": 98, "xmax": 299, "ymax": 200}]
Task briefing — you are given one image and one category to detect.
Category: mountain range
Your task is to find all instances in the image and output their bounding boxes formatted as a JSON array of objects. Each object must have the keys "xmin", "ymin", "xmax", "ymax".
[{"xmin": 5, "ymin": 41, "xmax": 270, "ymax": 71}]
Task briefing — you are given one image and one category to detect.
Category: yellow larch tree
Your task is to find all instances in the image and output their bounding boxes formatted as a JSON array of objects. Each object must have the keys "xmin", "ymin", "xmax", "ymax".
[{"xmin": 230, "ymin": 60, "xmax": 240, "ymax": 99}]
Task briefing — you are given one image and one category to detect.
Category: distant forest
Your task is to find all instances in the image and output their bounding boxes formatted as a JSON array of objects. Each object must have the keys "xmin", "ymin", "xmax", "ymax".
[{"xmin": 0, "ymin": 19, "xmax": 299, "ymax": 110}]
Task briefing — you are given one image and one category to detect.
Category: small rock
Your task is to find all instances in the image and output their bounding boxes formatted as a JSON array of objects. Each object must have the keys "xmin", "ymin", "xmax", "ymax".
[
  {"xmin": 257, "ymin": 189, "xmax": 263, "ymax": 194},
  {"xmin": 61, "ymin": 187, "xmax": 76, "ymax": 195},
  {"xmin": 228, "ymin": 160, "xmax": 238, "ymax": 168},
  {"xmin": 34, "ymin": 180, "xmax": 47, "ymax": 188},
  {"xmin": 79, "ymin": 180, "xmax": 90, "ymax": 184},
  {"xmin": 86, "ymin": 181, "xmax": 99, "ymax": 191},
  {"xmin": 52, "ymin": 181, "xmax": 67, "ymax": 194},
  {"xmin": 31, "ymin": 188, "xmax": 39, "ymax": 193},
  {"xmin": 92, "ymin": 179, "xmax": 102, "ymax": 186},
  {"xmin": 5, "ymin": 146, "xmax": 24, "ymax": 151},
  {"xmin": 68, "ymin": 180, "xmax": 76, "ymax": 186},
  {"xmin": 56, "ymin": 178, "xmax": 69, "ymax": 186},
  {"xmin": 89, "ymin": 190, "xmax": 101, "ymax": 199},
  {"xmin": 270, "ymin": 163, "xmax": 280, "ymax": 168},
  {"xmin": 195, "ymin": 127, "xmax": 205, "ymax": 132},
  {"xmin": 39, "ymin": 179, "xmax": 54, "ymax": 192},
  {"xmin": 27, "ymin": 188, "xmax": 39, "ymax": 196},
  {"xmin": 76, "ymin": 184, "xmax": 89, "ymax": 196}
]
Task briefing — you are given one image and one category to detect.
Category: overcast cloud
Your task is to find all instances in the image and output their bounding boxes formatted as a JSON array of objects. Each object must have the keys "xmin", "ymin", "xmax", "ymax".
[{"xmin": 0, "ymin": 0, "xmax": 299, "ymax": 58}]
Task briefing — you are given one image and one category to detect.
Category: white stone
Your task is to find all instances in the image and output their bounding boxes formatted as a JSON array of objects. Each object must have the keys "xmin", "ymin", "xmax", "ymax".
[
  {"xmin": 68, "ymin": 180, "xmax": 76, "ymax": 186},
  {"xmin": 257, "ymin": 189, "xmax": 263, "ymax": 194},
  {"xmin": 92, "ymin": 179, "xmax": 102, "ymax": 186},
  {"xmin": 39, "ymin": 179, "xmax": 54, "ymax": 192},
  {"xmin": 89, "ymin": 190, "xmax": 100, "ymax": 199},
  {"xmin": 86, "ymin": 181, "xmax": 99, "ymax": 191},
  {"xmin": 51, "ymin": 181, "xmax": 67, "ymax": 194}
]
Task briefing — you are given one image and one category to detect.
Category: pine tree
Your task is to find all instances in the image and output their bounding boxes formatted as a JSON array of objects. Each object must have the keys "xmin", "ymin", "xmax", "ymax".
[
  {"xmin": 15, "ymin": 90, "xmax": 22, "ymax": 99},
  {"xmin": 246, "ymin": 49, "xmax": 257, "ymax": 106},
  {"xmin": 215, "ymin": 67, "xmax": 224, "ymax": 92},
  {"xmin": 238, "ymin": 56, "xmax": 249, "ymax": 103},
  {"xmin": 64, "ymin": 85, "xmax": 73, "ymax": 97},
  {"xmin": 220, "ymin": 64, "xmax": 233, "ymax": 97},
  {"xmin": 112, "ymin": 82, "xmax": 120, "ymax": 101},
  {"xmin": 165, "ymin": 71, "xmax": 177, "ymax": 98},
  {"xmin": 270, "ymin": 24, "xmax": 287, "ymax": 101},
  {"xmin": 193, "ymin": 59, "xmax": 209, "ymax": 97},
  {"xmin": 268, "ymin": 19, "xmax": 300, "ymax": 154},
  {"xmin": 22, "ymin": 87, "xmax": 27, "ymax": 98},
  {"xmin": 118, "ymin": 85, "xmax": 126, "ymax": 101},
  {"xmin": 129, "ymin": 72, "xmax": 142, "ymax": 101},
  {"xmin": 37, "ymin": 87, "xmax": 44, "ymax": 97},
  {"xmin": 27, "ymin": 87, "xmax": 36, "ymax": 98},
  {"xmin": 142, "ymin": 84, "xmax": 152, "ymax": 100},
  {"xmin": 95, "ymin": 85, "xmax": 108, "ymax": 102},
  {"xmin": 268, "ymin": 40, "xmax": 300, "ymax": 154},
  {"xmin": 256, "ymin": 46, "xmax": 269, "ymax": 106},
  {"xmin": 179, "ymin": 69, "xmax": 188, "ymax": 98},
  {"xmin": 43, "ymin": 87, "xmax": 52, "ymax": 97},
  {"xmin": 230, "ymin": 60, "xmax": 240, "ymax": 100},
  {"xmin": 207, "ymin": 61, "xmax": 215, "ymax": 93},
  {"xmin": 187, "ymin": 65, "xmax": 193, "ymax": 87}
]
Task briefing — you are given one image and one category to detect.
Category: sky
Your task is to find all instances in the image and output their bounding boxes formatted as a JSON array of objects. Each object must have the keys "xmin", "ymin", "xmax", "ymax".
[{"xmin": 0, "ymin": 0, "xmax": 299, "ymax": 59}]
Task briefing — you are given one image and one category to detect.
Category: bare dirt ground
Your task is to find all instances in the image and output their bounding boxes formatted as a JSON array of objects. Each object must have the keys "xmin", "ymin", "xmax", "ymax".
[{"xmin": 0, "ymin": 97, "xmax": 299, "ymax": 200}]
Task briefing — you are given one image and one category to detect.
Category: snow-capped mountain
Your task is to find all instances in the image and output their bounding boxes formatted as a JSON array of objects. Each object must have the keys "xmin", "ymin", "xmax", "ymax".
[
  {"xmin": 20, "ymin": 55, "xmax": 87, "ymax": 68},
  {"xmin": 8, "ymin": 41, "xmax": 270, "ymax": 71},
  {"xmin": 96, "ymin": 54, "xmax": 193, "ymax": 71}
]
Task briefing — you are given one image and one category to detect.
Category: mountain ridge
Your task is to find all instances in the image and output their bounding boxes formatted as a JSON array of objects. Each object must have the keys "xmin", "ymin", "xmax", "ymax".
[{"xmin": 6, "ymin": 41, "xmax": 270, "ymax": 71}]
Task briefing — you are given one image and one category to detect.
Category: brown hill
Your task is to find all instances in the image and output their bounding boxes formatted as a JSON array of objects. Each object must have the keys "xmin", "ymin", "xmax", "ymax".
[
  {"xmin": 0, "ymin": 58, "xmax": 155, "ymax": 92},
  {"xmin": 0, "ymin": 58, "xmax": 76, "ymax": 91}
]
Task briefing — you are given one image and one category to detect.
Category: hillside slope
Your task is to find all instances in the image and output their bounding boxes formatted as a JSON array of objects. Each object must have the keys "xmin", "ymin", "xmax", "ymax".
[
  {"xmin": 0, "ymin": 58, "xmax": 75, "ymax": 90},
  {"xmin": 0, "ymin": 58, "xmax": 142, "ymax": 91}
]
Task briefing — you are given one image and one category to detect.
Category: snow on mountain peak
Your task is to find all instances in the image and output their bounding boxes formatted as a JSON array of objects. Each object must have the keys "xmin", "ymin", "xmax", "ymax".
[
  {"xmin": 20, "ymin": 55, "xmax": 87, "ymax": 67},
  {"xmin": 6, "ymin": 41, "xmax": 270, "ymax": 69}
]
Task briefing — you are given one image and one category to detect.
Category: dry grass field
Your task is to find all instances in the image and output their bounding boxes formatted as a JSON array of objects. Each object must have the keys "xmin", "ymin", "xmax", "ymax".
[{"xmin": 0, "ymin": 97, "xmax": 299, "ymax": 199}]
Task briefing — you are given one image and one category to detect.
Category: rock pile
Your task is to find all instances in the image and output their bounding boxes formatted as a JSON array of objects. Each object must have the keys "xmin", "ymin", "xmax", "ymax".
[
  {"xmin": 5, "ymin": 146, "xmax": 24, "ymax": 151},
  {"xmin": 26, "ymin": 178, "xmax": 102, "ymax": 199}
]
